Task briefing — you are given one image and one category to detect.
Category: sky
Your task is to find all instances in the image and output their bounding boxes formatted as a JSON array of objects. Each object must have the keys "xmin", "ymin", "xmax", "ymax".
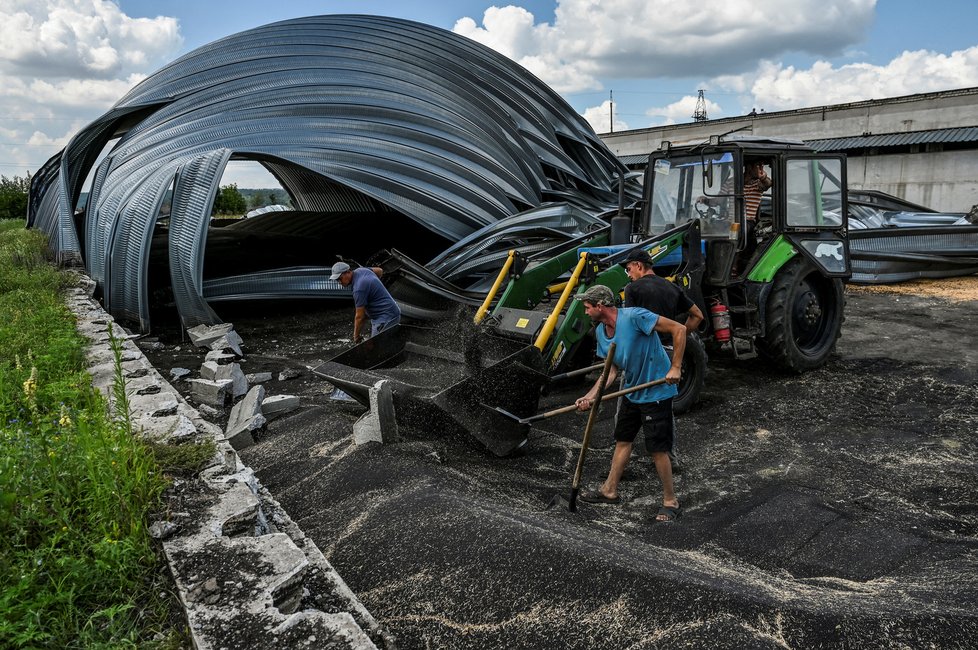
[{"xmin": 2, "ymin": 0, "xmax": 978, "ymax": 188}]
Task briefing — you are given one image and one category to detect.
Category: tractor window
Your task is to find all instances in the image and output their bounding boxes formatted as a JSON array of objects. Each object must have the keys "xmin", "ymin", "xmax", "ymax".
[
  {"xmin": 647, "ymin": 153, "xmax": 734, "ymax": 237},
  {"xmin": 785, "ymin": 158, "xmax": 844, "ymax": 228}
]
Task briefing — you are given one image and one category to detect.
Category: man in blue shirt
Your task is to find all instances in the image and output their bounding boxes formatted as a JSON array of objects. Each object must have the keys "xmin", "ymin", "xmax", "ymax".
[
  {"xmin": 573, "ymin": 284, "xmax": 685, "ymax": 522},
  {"xmin": 329, "ymin": 261, "xmax": 401, "ymax": 343}
]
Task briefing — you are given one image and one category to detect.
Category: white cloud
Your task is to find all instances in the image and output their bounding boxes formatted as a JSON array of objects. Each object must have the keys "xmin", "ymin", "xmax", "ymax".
[
  {"xmin": 582, "ymin": 101, "xmax": 630, "ymax": 133},
  {"xmin": 0, "ymin": 1, "xmax": 181, "ymax": 175},
  {"xmin": 0, "ymin": 0, "xmax": 181, "ymax": 78},
  {"xmin": 715, "ymin": 46, "xmax": 978, "ymax": 113},
  {"xmin": 454, "ymin": 0, "xmax": 877, "ymax": 92},
  {"xmin": 644, "ymin": 95, "xmax": 725, "ymax": 126}
]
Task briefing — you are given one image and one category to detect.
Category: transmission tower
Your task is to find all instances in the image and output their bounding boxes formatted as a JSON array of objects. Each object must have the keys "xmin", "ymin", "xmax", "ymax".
[{"xmin": 692, "ymin": 89, "xmax": 708, "ymax": 122}]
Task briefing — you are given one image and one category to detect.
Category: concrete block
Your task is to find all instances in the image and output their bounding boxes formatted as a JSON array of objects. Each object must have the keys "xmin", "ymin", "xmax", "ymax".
[
  {"xmin": 190, "ymin": 378, "xmax": 232, "ymax": 408},
  {"xmin": 246, "ymin": 371, "xmax": 273, "ymax": 384},
  {"xmin": 262, "ymin": 394, "xmax": 300, "ymax": 418},
  {"xmin": 205, "ymin": 350, "xmax": 236, "ymax": 365},
  {"xmin": 187, "ymin": 322, "xmax": 234, "ymax": 348},
  {"xmin": 209, "ymin": 330, "xmax": 244, "ymax": 356},
  {"xmin": 202, "ymin": 359, "xmax": 247, "ymax": 396},
  {"xmin": 353, "ymin": 380, "xmax": 396, "ymax": 446},
  {"xmin": 226, "ymin": 385, "xmax": 266, "ymax": 450}
]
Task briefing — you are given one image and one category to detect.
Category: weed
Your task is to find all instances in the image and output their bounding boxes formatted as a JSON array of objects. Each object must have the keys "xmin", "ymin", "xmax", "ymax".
[{"xmin": 0, "ymin": 219, "xmax": 175, "ymax": 647}]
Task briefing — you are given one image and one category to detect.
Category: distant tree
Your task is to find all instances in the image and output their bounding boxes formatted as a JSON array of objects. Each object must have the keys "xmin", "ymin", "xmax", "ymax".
[
  {"xmin": 267, "ymin": 192, "xmax": 277, "ymax": 205},
  {"xmin": 0, "ymin": 174, "xmax": 30, "ymax": 221},
  {"xmin": 248, "ymin": 192, "xmax": 265, "ymax": 210},
  {"xmin": 212, "ymin": 183, "xmax": 247, "ymax": 216}
]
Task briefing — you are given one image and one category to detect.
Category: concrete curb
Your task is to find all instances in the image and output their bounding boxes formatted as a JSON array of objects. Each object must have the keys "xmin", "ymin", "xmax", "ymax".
[{"xmin": 64, "ymin": 275, "xmax": 392, "ymax": 649}]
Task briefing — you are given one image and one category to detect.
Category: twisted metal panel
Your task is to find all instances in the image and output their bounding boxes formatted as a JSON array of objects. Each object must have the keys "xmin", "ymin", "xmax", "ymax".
[
  {"xmin": 169, "ymin": 151, "xmax": 232, "ymax": 328},
  {"xmin": 28, "ymin": 15, "xmax": 627, "ymax": 331}
]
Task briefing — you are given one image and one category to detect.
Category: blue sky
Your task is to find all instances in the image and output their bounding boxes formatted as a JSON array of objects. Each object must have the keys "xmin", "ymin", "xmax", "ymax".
[{"xmin": 2, "ymin": 0, "xmax": 977, "ymax": 187}]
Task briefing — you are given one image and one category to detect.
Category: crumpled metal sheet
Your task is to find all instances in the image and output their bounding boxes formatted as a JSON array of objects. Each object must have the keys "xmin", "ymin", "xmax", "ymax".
[{"xmin": 27, "ymin": 15, "xmax": 626, "ymax": 331}]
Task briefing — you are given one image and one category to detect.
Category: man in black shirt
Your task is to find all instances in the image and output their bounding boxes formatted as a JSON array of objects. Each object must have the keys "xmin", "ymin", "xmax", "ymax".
[
  {"xmin": 621, "ymin": 249, "xmax": 703, "ymax": 337},
  {"xmin": 620, "ymin": 248, "xmax": 704, "ymax": 472}
]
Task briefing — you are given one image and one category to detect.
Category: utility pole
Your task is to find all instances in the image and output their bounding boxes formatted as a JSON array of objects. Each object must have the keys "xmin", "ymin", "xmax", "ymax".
[
  {"xmin": 693, "ymin": 89, "xmax": 708, "ymax": 122},
  {"xmin": 609, "ymin": 90, "xmax": 614, "ymax": 133}
]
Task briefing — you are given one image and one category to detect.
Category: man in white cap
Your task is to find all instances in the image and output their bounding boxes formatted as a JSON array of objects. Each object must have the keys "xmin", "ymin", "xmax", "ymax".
[
  {"xmin": 573, "ymin": 284, "xmax": 685, "ymax": 522},
  {"xmin": 329, "ymin": 261, "xmax": 401, "ymax": 343}
]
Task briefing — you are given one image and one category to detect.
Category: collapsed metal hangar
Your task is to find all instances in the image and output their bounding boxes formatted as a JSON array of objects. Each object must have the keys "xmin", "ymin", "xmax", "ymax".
[{"xmin": 28, "ymin": 15, "xmax": 627, "ymax": 332}]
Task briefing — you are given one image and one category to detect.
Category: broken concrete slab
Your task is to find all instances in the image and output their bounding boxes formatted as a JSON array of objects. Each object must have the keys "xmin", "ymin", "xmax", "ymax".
[
  {"xmin": 209, "ymin": 330, "xmax": 244, "ymax": 356},
  {"xmin": 353, "ymin": 380, "xmax": 397, "ymax": 446},
  {"xmin": 246, "ymin": 372, "xmax": 273, "ymax": 384},
  {"xmin": 188, "ymin": 323, "xmax": 235, "ymax": 348},
  {"xmin": 205, "ymin": 350, "xmax": 236, "ymax": 365},
  {"xmin": 225, "ymin": 385, "xmax": 266, "ymax": 451},
  {"xmin": 279, "ymin": 368, "xmax": 303, "ymax": 381},
  {"xmin": 200, "ymin": 362, "xmax": 247, "ymax": 397},
  {"xmin": 262, "ymin": 395, "xmax": 300, "ymax": 419},
  {"xmin": 190, "ymin": 378, "xmax": 233, "ymax": 408}
]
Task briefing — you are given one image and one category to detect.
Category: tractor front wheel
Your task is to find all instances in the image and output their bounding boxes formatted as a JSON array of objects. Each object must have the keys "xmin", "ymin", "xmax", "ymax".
[
  {"xmin": 760, "ymin": 258, "xmax": 844, "ymax": 372},
  {"xmin": 673, "ymin": 332, "xmax": 707, "ymax": 413}
]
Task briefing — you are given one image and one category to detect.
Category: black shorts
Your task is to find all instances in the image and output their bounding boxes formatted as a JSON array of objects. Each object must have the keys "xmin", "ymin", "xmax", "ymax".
[{"xmin": 613, "ymin": 397, "xmax": 674, "ymax": 453}]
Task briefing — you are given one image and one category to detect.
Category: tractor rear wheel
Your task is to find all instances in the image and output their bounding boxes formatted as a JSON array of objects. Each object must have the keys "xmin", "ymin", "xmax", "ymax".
[{"xmin": 760, "ymin": 257, "xmax": 844, "ymax": 372}]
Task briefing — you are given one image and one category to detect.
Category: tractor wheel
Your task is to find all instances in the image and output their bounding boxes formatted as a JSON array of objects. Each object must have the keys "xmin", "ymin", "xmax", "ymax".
[
  {"xmin": 760, "ymin": 257, "xmax": 845, "ymax": 372},
  {"xmin": 673, "ymin": 332, "xmax": 707, "ymax": 414}
]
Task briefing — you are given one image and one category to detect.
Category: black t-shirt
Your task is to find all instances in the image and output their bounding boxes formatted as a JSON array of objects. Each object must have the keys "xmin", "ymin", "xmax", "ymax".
[{"xmin": 623, "ymin": 274, "xmax": 694, "ymax": 344}]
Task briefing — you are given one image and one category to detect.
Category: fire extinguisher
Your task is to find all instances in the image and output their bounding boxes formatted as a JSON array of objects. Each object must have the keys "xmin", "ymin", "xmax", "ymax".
[{"xmin": 710, "ymin": 300, "xmax": 731, "ymax": 343}]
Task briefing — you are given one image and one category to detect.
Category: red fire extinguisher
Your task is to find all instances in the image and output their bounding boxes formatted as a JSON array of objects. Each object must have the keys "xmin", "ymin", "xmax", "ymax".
[{"xmin": 711, "ymin": 300, "xmax": 731, "ymax": 343}]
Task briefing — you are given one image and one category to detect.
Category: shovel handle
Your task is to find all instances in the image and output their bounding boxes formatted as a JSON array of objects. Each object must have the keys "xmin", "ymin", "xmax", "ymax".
[
  {"xmin": 527, "ymin": 375, "xmax": 671, "ymax": 423},
  {"xmin": 570, "ymin": 344, "xmax": 617, "ymax": 495}
]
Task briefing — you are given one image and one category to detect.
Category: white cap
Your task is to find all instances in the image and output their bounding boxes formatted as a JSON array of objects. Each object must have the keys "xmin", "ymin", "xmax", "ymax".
[{"xmin": 329, "ymin": 261, "xmax": 351, "ymax": 280}]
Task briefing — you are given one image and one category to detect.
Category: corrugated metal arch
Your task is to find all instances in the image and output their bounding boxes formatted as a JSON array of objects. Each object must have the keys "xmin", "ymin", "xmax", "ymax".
[{"xmin": 29, "ymin": 14, "xmax": 627, "ymax": 331}]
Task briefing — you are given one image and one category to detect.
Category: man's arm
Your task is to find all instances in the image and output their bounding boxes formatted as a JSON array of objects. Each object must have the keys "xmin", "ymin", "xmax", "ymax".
[
  {"xmin": 576, "ymin": 364, "xmax": 619, "ymax": 411},
  {"xmin": 353, "ymin": 306, "xmax": 368, "ymax": 342},
  {"xmin": 370, "ymin": 266, "xmax": 384, "ymax": 279},
  {"xmin": 685, "ymin": 303, "xmax": 704, "ymax": 333},
  {"xmin": 654, "ymin": 316, "xmax": 685, "ymax": 384}
]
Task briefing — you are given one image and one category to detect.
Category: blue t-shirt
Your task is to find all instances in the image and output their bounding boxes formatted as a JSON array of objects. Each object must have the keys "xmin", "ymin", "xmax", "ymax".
[
  {"xmin": 596, "ymin": 307, "xmax": 677, "ymax": 403},
  {"xmin": 351, "ymin": 267, "xmax": 401, "ymax": 324}
]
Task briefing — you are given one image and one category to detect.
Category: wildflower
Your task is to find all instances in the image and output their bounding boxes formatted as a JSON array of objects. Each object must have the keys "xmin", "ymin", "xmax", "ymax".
[
  {"xmin": 23, "ymin": 367, "xmax": 38, "ymax": 404},
  {"xmin": 58, "ymin": 406, "xmax": 72, "ymax": 428},
  {"xmin": 15, "ymin": 354, "xmax": 22, "ymax": 371},
  {"xmin": 61, "ymin": 526, "xmax": 68, "ymax": 532},
  {"xmin": 48, "ymin": 451, "xmax": 55, "ymax": 458}
]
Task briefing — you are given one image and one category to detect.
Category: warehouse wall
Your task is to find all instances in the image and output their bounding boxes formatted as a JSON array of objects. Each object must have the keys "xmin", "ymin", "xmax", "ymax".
[{"xmin": 600, "ymin": 87, "xmax": 978, "ymax": 213}]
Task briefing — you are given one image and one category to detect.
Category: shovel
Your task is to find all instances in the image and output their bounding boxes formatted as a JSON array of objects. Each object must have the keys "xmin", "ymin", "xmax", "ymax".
[
  {"xmin": 494, "ymin": 374, "xmax": 670, "ymax": 430},
  {"xmin": 560, "ymin": 343, "xmax": 617, "ymax": 512}
]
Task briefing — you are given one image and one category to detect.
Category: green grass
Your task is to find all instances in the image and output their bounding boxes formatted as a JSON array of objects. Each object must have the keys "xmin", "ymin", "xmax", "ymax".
[{"xmin": 0, "ymin": 219, "xmax": 184, "ymax": 647}]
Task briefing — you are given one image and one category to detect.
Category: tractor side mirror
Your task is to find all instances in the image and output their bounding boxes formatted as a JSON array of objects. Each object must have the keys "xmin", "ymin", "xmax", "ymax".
[{"xmin": 704, "ymin": 157, "xmax": 714, "ymax": 188}]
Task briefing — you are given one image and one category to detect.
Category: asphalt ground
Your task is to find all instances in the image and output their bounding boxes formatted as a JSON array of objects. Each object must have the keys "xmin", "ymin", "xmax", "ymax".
[{"xmin": 144, "ymin": 282, "xmax": 978, "ymax": 649}]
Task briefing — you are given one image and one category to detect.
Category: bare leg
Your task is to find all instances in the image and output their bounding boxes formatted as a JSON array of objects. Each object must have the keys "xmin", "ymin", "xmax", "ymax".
[
  {"xmin": 599, "ymin": 442, "xmax": 633, "ymax": 500},
  {"xmin": 652, "ymin": 451, "xmax": 679, "ymax": 520}
]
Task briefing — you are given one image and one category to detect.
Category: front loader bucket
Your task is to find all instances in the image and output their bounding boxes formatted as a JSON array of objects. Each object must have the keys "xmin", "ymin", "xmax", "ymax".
[
  {"xmin": 431, "ymin": 344, "xmax": 547, "ymax": 456},
  {"xmin": 312, "ymin": 324, "xmax": 548, "ymax": 456}
]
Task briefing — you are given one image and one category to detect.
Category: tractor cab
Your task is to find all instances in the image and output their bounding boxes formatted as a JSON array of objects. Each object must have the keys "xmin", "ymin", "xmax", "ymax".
[
  {"xmin": 642, "ymin": 137, "xmax": 851, "ymax": 370},
  {"xmin": 643, "ymin": 137, "xmax": 850, "ymax": 285}
]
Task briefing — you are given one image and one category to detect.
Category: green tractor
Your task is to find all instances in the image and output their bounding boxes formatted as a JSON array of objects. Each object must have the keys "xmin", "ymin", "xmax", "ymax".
[{"xmin": 477, "ymin": 136, "xmax": 850, "ymax": 411}]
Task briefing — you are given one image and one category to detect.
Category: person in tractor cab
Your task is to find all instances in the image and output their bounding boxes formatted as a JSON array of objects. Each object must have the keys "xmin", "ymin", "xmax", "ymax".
[
  {"xmin": 697, "ymin": 158, "xmax": 773, "ymax": 274},
  {"xmin": 330, "ymin": 261, "xmax": 401, "ymax": 343},
  {"xmin": 572, "ymin": 284, "xmax": 686, "ymax": 522},
  {"xmin": 621, "ymin": 248, "xmax": 704, "ymax": 472}
]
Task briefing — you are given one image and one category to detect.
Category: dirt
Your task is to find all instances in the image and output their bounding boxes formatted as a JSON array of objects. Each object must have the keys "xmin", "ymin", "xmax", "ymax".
[{"xmin": 141, "ymin": 281, "xmax": 978, "ymax": 650}]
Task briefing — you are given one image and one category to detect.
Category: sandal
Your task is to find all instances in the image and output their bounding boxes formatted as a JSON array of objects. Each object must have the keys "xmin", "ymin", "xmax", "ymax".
[{"xmin": 655, "ymin": 504, "xmax": 681, "ymax": 522}]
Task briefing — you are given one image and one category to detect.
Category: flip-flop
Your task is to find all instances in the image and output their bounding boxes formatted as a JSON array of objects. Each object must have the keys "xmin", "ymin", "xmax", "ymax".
[
  {"xmin": 655, "ymin": 504, "xmax": 681, "ymax": 522},
  {"xmin": 579, "ymin": 490, "xmax": 620, "ymax": 505}
]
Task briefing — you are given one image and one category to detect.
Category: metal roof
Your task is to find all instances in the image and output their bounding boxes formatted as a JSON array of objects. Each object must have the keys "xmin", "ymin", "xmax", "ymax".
[{"xmin": 807, "ymin": 126, "xmax": 978, "ymax": 152}]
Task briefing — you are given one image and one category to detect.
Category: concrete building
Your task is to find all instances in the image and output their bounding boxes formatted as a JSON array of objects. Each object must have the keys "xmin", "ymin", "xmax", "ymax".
[{"xmin": 600, "ymin": 87, "xmax": 978, "ymax": 213}]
